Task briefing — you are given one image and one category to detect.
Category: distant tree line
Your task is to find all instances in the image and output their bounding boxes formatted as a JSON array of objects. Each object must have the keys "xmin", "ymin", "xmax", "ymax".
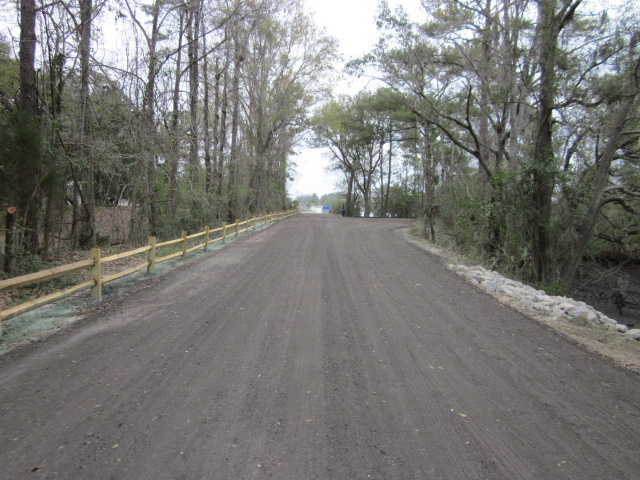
[
  {"xmin": 0, "ymin": 0, "xmax": 335, "ymax": 274},
  {"xmin": 311, "ymin": 0, "xmax": 639, "ymax": 290}
]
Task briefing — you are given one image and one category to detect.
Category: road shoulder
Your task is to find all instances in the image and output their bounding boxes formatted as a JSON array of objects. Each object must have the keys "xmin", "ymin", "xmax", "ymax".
[{"xmin": 397, "ymin": 227, "xmax": 640, "ymax": 373}]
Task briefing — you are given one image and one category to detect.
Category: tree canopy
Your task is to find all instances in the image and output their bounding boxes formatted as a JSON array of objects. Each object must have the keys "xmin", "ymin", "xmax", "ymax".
[
  {"xmin": 311, "ymin": 0, "xmax": 639, "ymax": 289},
  {"xmin": 1, "ymin": 0, "xmax": 639, "ymax": 294},
  {"xmin": 0, "ymin": 0, "xmax": 336, "ymax": 271}
]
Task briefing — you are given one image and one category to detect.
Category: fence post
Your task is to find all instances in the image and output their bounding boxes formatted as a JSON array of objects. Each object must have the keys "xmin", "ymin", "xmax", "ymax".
[
  {"xmin": 90, "ymin": 248, "xmax": 102, "ymax": 300},
  {"xmin": 147, "ymin": 236, "xmax": 156, "ymax": 274},
  {"xmin": 4, "ymin": 206, "xmax": 16, "ymax": 274},
  {"xmin": 204, "ymin": 225, "xmax": 210, "ymax": 251},
  {"xmin": 235, "ymin": 220, "xmax": 239, "ymax": 238},
  {"xmin": 181, "ymin": 231, "xmax": 187, "ymax": 259},
  {"xmin": 222, "ymin": 222, "xmax": 227, "ymax": 244}
]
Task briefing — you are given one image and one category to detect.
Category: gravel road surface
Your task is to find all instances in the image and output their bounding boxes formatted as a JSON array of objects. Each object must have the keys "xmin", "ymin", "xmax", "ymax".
[{"xmin": 1, "ymin": 214, "xmax": 639, "ymax": 479}]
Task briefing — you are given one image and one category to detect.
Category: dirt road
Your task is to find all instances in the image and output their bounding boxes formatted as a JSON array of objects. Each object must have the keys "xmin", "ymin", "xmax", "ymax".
[{"xmin": 1, "ymin": 215, "xmax": 639, "ymax": 479}]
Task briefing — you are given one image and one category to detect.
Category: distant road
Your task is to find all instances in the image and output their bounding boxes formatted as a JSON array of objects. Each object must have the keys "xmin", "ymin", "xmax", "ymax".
[{"xmin": 1, "ymin": 214, "xmax": 639, "ymax": 479}]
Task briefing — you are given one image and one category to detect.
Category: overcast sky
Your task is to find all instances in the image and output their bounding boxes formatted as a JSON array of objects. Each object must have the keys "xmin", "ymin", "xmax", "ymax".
[{"xmin": 287, "ymin": 0, "xmax": 422, "ymax": 199}]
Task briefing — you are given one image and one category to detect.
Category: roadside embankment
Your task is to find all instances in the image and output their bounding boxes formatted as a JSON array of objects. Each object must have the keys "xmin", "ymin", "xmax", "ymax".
[{"xmin": 398, "ymin": 228, "xmax": 640, "ymax": 372}]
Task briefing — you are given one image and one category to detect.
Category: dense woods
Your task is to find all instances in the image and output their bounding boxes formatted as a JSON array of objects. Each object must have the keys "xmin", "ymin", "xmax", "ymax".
[
  {"xmin": 0, "ymin": 0, "xmax": 335, "ymax": 273},
  {"xmin": 1, "ymin": 0, "xmax": 639, "ymax": 298},
  {"xmin": 311, "ymin": 0, "xmax": 640, "ymax": 292}
]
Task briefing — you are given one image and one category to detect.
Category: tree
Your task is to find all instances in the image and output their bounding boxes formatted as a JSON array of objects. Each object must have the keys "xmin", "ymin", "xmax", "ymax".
[
  {"xmin": 360, "ymin": 0, "xmax": 639, "ymax": 286},
  {"xmin": 561, "ymin": 33, "xmax": 640, "ymax": 287},
  {"xmin": 1, "ymin": 0, "xmax": 336, "ymax": 268},
  {"xmin": 311, "ymin": 90, "xmax": 408, "ymax": 217},
  {"xmin": 76, "ymin": 0, "xmax": 96, "ymax": 249},
  {"xmin": 527, "ymin": 0, "xmax": 583, "ymax": 283},
  {"xmin": 16, "ymin": 0, "xmax": 42, "ymax": 252}
]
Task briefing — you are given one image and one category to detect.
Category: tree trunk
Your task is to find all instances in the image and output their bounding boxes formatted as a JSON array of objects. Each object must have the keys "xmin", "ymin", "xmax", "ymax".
[
  {"xmin": 378, "ymin": 136, "xmax": 385, "ymax": 217},
  {"xmin": 78, "ymin": 0, "xmax": 95, "ymax": 249},
  {"xmin": 346, "ymin": 171, "xmax": 355, "ymax": 216},
  {"xmin": 227, "ymin": 46, "xmax": 244, "ymax": 222},
  {"xmin": 212, "ymin": 57, "xmax": 222, "ymax": 196},
  {"xmin": 42, "ymin": 189, "xmax": 53, "ymax": 258},
  {"xmin": 43, "ymin": 49, "xmax": 65, "ymax": 258},
  {"xmin": 167, "ymin": 9, "xmax": 185, "ymax": 224},
  {"xmin": 19, "ymin": 0, "xmax": 37, "ymax": 116},
  {"xmin": 478, "ymin": 0, "xmax": 493, "ymax": 179},
  {"xmin": 217, "ymin": 68, "xmax": 229, "ymax": 198},
  {"xmin": 143, "ymin": 0, "xmax": 161, "ymax": 237},
  {"xmin": 530, "ymin": 0, "xmax": 560, "ymax": 283},
  {"xmin": 17, "ymin": 0, "xmax": 41, "ymax": 253},
  {"xmin": 4, "ymin": 207, "xmax": 17, "ymax": 273},
  {"xmin": 384, "ymin": 129, "xmax": 392, "ymax": 216},
  {"xmin": 419, "ymin": 122, "xmax": 436, "ymax": 241},
  {"xmin": 202, "ymin": 22, "xmax": 212, "ymax": 194},
  {"xmin": 187, "ymin": 0, "xmax": 201, "ymax": 191},
  {"xmin": 561, "ymin": 51, "xmax": 639, "ymax": 288}
]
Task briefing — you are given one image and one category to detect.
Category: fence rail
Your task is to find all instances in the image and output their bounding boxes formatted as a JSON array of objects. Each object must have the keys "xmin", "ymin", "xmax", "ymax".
[{"xmin": 0, "ymin": 210, "xmax": 297, "ymax": 334}]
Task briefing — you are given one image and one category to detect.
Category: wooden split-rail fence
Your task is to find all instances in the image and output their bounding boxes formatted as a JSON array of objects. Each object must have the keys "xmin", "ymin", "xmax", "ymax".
[{"xmin": 0, "ymin": 211, "xmax": 297, "ymax": 335}]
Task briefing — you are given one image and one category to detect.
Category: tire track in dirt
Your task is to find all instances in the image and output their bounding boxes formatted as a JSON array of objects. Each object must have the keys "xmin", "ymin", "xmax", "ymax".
[
  {"xmin": 342, "ymin": 223, "xmax": 637, "ymax": 479},
  {"xmin": 0, "ymin": 214, "xmax": 639, "ymax": 479},
  {"xmin": 320, "ymin": 220, "xmax": 503, "ymax": 479}
]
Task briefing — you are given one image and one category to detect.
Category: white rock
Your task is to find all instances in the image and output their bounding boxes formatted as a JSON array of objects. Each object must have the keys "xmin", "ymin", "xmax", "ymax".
[
  {"xmin": 452, "ymin": 262, "xmax": 631, "ymax": 336},
  {"xmin": 624, "ymin": 329, "xmax": 640, "ymax": 340},
  {"xmin": 571, "ymin": 310, "xmax": 598, "ymax": 324},
  {"xmin": 483, "ymin": 281, "xmax": 498, "ymax": 293},
  {"xmin": 582, "ymin": 311, "xmax": 599, "ymax": 323},
  {"xmin": 469, "ymin": 265, "xmax": 486, "ymax": 273},
  {"xmin": 558, "ymin": 302, "xmax": 578, "ymax": 312},
  {"xmin": 533, "ymin": 305, "xmax": 552, "ymax": 316},
  {"xmin": 567, "ymin": 308, "xmax": 587, "ymax": 319},
  {"xmin": 514, "ymin": 301, "xmax": 534, "ymax": 313},
  {"xmin": 497, "ymin": 285, "xmax": 514, "ymax": 295},
  {"xmin": 472, "ymin": 274, "xmax": 493, "ymax": 283},
  {"xmin": 550, "ymin": 308, "xmax": 565, "ymax": 320}
]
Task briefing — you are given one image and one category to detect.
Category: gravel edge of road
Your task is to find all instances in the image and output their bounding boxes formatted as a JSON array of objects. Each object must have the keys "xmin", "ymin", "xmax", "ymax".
[{"xmin": 397, "ymin": 227, "xmax": 640, "ymax": 374}]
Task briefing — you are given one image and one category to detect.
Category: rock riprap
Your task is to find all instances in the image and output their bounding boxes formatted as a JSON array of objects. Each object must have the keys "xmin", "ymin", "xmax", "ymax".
[{"xmin": 448, "ymin": 264, "xmax": 639, "ymax": 340}]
